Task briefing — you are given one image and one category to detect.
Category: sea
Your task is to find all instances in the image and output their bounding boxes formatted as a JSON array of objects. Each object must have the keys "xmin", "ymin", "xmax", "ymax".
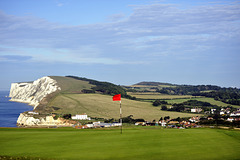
[{"xmin": 0, "ymin": 91, "xmax": 33, "ymax": 127}]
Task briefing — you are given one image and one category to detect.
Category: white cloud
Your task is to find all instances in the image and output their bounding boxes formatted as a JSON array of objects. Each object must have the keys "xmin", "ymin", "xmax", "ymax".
[{"xmin": 0, "ymin": 2, "xmax": 239, "ymax": 64}]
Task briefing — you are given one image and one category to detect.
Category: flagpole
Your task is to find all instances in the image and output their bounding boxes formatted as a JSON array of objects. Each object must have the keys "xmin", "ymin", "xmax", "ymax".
[
  {"xmin": 113, "ymin": 94, "xmax": 122, "ymax": 134},
  {"xmin": 120, "ymin": 100, "xmax": 122, "ymax": 134}
]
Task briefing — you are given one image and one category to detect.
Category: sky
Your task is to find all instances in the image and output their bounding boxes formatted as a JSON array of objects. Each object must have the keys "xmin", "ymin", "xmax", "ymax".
[{"xmin": 0, "ymin": 0, "xmax": 240, "ymax": 90}]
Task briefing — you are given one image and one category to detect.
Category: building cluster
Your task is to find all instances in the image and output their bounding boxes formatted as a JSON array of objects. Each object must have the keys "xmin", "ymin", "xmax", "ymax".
[
  {"xmin": 20, "ymin": 108, "xmax": 240, "ymax": 128},
  {"xmin": 135, "ymin": 108, "xmax": 240, "ymax": 128},
  {"xmin": 135, "ymin": 118, "xmax": 201, "ymax": 129},
  {"xmin": 74, "ymin": 121, "xmax": 122, "ymax": 129},
  {"xmin": 71, "ymin": 114, "xmax": 122, "ymax": 129},
  {"xmin": 72, "ymin": 114, "xmax": 91, "ymax": 120}
]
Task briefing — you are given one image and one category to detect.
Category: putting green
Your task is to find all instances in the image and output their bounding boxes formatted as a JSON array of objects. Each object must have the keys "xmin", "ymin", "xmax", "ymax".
[{"xmin": 0, "ymin": 127, "xmax": 239, "ymax": 160}]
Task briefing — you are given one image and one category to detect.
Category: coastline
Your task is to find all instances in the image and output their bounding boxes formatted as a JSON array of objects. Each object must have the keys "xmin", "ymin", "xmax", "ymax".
[{"xmin": 0, "ymin": 91, "xmax": 33, "ymax": 127}]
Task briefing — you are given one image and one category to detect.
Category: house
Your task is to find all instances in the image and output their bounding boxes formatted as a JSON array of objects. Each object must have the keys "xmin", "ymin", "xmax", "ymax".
[
  {"xmin": 211, "ymin": 109, "xmax": 217, "ymax": 114},
  {"xmin": 112, "ymin": 122, "xmax": 122, "ymax": 127},
  {"xmin": 227, "ymin": 117, "xmax": 234, "ymax": 122},
  {"xmin": 189, "ymin": 116, "xmax": 200, "ymax": 123},
  {"xmin": 135, "ymin": 122, "xmax": 146, "ymax": 126},
  {"xmin": 235, "ymin": 117, "xmax": 240, "ymax": 121},
  {"xmin": 159, "ymin": 120, "xmax": 167, "ymax": 127},
  {"xmin": 180, "ymin": 121, "xmax": 190, "ymax": 125},
  {"xmin": 146, "ymin": 122, "xmax": 156, "ymax": 126},
  {"xmin": 72, "ymin": 113, "xmax": 91, "ymax": 120},
  {"xmin": 208, "ymin": 117, "xmax": 213, "ymax": 120},
  {"xmin": 92, "ymin": 121, "xmax": 121, "ymax": 128},
  {"xmin": 230, "ymin": 111, "xmax": 240, "ymax": 117},
  {"xmin": 168, "ymin": 121, "xmax": 179, "ymax": 124},
  {"xmin": 28, "ymin": 111, "xmax": 39, "ymax": 115},
  {"xmin": 191, "ymin": 108, "xmax": 202, "ymax": 113},
  {"xmin": 86, "ymin": 124, "xmax": 94, "ymax": 128},
  {"xmin": 220, "ymin": 111, "xmax": 225, "ymax": 115}
]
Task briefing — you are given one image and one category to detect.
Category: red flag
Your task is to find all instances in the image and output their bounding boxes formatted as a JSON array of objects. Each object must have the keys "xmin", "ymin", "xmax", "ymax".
[{"xmin": 113, "ymin": 94, "xmax": 121, "ymax": 101}]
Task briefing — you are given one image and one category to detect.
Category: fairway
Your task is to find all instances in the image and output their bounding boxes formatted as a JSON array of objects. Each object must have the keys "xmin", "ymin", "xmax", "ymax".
[
  {"xmin": 47, "ymin": 93, "xmax": 201, "ymax": 121},
  {"xmin": 0, "ymin": 127, "xmax": 239, "ymax": 160}
]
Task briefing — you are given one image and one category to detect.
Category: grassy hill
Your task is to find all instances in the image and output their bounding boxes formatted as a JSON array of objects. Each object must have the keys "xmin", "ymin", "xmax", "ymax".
[
  {"xmin": 34, "ymin": 76, "xmax": 239, "ymax": 120},
  {"xmin": 47, "ymin": 93, "xmax": 201, "ymax": 121},
  {"xmin": 50, "ymin": 76, "xmax": 94, "ymax": 93},
  {"xmin": 37, "ymin": 76, "xmax": 201, "ymax": 121}
]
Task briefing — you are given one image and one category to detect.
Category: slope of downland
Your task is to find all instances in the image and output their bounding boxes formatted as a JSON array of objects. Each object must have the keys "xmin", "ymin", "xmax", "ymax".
[
  {"xmin": 0, "ymin": 128, "xmax": 239, "ymax": 160},
  {"xmin": 35, "ymin": 76, "xmax": 95, "ymax": 113},
  {"xmin": 47, "ymin": 93, "xmax": 202, "ymax": 121},
  {"xmin": 50, "ymin": 76, "xmax": 95, "ymax": 93}
]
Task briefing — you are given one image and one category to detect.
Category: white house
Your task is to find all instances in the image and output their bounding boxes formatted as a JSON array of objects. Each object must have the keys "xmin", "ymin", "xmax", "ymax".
[
  {"xmin": 28, "ymin": 111, "xmax": 39, "ymax": 115},
  {"xmin": 72, "ymin": 114, "xmax": 91, "ymax": 120},
  {"xmin": 191, "ymin": 108, "xmax": 202, "ymax": 113},
  {"xmin": 159, "ymin": 120, "xmax": 167, "ymax": 127},
  {"xmin": 230, "ymin": 111, "xmax": 240, "ymax": 117},
  {"xmin": 211, "ymin": 109, "xmax": 216, "ymax": 114},
  {"xmin": 227, "ymin": 117, "xmax": 234, "ymax": 122},
  {"xmin": 189, "ymin": 116, "xmax": 200, "ymax": 123},
  {"xmin": 220, "ymin": 111, "xmax": 225, "ymax": 115}
]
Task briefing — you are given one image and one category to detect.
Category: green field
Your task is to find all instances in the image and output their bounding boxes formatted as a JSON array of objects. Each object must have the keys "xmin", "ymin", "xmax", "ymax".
[
  {"xmin": 47, "ymin": 93, "xmax": 202, "ymax": 121},
  {"xmin": 166, "ymin": 97, "xmax": 240, "ymax": 108},
  {"xmin": 128, "ymin": 92, "xmax": 195, "ymax": 100},
  {"xmin": 0, "ymin": 127, "xmax": 240, "ymax": 160},
  {"xmin": 128, "ymin": 92, "xmax": 240, "ymax": 108}
]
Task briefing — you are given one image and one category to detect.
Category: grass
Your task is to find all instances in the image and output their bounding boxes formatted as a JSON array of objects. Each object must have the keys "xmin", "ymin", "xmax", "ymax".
[
  {"xmin": 128, "ymin": 92, "xmax": 240, "ymax": 108},
  {"xmin": 47, "ymin": 93, "xmax": 202, "ymax": 121},
  {"xmin": 166, "ymin": 97, "xmax": 240, "ymax": 108},
  {"xmin": 128, "ymin": 92, "xmax": 195, "ymax": 100},
  {"xmin": 50, "ymin": 76, "xmax": 94, "ymax": 93},
  {"xmin": 0, "ymin": 127, "xmax": 239, "ymax": 160}
]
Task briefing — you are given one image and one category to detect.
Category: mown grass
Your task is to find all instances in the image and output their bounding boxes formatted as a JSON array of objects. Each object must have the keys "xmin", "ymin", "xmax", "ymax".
[
  {"xmin": 47, "ymin": 94, "xmax": 202, "ymax": 121},
  {"xmin": 0, "ymin": 127, "xmax": 239, "ymax": 160}
]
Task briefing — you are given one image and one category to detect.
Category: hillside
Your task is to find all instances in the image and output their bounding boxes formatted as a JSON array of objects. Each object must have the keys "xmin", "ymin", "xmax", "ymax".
[
  {"xmin": 126, "ymin": 81, "xmax": 240, "ymax": 107},
  {"xmin": 32, "ymin": 76, "xmax": 201, "ymax": 121},
  {"xmin": 49, "ymin": 76, "xmax": 95, "ymax": 93},
  {"xmin": 10, "ymin": 76, "xmax": 239, "ymax": 122},
  {"xmin": 45, "ymin": 93, "xmax": 201, "ymax": 121}
]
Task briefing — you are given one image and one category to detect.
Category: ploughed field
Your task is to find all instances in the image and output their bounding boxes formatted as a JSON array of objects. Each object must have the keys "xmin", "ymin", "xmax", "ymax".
[{"xmin": 0, "ymin": 127, "xmax": 239, "ymax": 160}]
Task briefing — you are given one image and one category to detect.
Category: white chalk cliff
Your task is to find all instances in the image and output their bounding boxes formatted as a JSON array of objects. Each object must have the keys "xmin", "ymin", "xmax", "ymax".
[
  {"xmin": 17, "ymin": 113, "xmax": 74, "ymax": 126},
  {"xmin": 9, "ymin": 76, "xmax": 61, "ymax": 109}
]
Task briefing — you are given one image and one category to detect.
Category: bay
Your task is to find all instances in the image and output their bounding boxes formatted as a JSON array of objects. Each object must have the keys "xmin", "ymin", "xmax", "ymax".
[{"xmin": 0, "ymin": 91, "xmax": 33, "ymax": 127}]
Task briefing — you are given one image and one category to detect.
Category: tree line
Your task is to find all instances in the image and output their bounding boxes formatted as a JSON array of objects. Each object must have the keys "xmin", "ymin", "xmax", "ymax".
[
  {"xmin": 66, "ymin": 76, "xmax": 136, "ymax": 100},
  {"xmin": 157, "ymin": 85, "xmax": 240, "ymax": 106}
]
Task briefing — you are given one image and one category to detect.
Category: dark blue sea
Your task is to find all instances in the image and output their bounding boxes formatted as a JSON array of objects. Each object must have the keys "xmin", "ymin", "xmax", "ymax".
[{"xmin": 0, "ymin": 91, "xmax": 33, "ymax": 127}]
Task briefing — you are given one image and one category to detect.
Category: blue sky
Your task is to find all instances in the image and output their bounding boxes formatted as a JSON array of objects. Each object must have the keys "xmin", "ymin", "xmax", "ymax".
[{"xmin": 1, "ymin": 0, "xmax": 240, "ymax": 90}]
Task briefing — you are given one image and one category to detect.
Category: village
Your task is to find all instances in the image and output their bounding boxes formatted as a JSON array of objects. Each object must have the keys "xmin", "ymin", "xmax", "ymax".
[{"xmin": 18, "ymin": 107, "xmax": 240, "ymax": 129}]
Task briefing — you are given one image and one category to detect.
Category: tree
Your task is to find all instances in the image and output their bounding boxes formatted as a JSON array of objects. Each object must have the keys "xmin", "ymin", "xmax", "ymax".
[
  {"xmin": 164, "ymin": 116, "xmax": 170, "ymax": 121},
  {"xmin": 161, "ymin": 105, "xmax": 168, "ymax": 110},
  {"xmin": 153, "ymin": 100, "xmax": 168, "ymax": 106},
  {"xmin": 63, "ymin": 114, "xmax": 71, "ymax": 119}
]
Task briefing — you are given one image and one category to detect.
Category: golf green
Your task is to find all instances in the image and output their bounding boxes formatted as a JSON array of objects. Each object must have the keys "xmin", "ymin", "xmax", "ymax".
[{"xmin": 0, "ymin": 127, "xmax": 239, "ymax": 160}]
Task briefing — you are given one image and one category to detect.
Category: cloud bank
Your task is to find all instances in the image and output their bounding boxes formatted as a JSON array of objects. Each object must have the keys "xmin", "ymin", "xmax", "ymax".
[{"xmin": 0, "ymin": 2, "xmax": 240, "ymax": 65}]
